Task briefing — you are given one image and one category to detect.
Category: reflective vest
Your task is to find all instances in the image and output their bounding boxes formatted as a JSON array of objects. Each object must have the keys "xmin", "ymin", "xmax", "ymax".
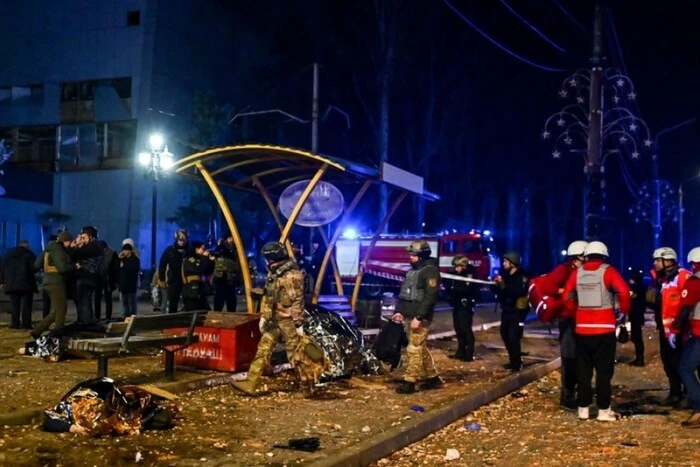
[
  {"xmin": 575, "ymin": 264, "xmax": 616, "ymax": 335},
  {"xmin": 660, "ymin": 268, "xmax": 691, "ymax": 337}
]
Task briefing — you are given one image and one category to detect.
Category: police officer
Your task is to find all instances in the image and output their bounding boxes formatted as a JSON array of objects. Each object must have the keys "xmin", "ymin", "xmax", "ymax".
[
  {"xmin": 449, "ymin": 255, "xmax": 480, "ymax": 362},
  {"xmin": 212, "ymin": 234, "xmax": 241, "ymax": 312},
  {"xmin": 393, "ymin": 240, "xmax": 442, "ymax": 394},
  {"xmin": 232, "ymin": 242, "xmax": 307, "ymax": 396},
  {"xmin": 627, "ymin": 267, "xmax": 647, "ymax": 366},
  {"xmin": 647, "ymin": 247, "xmax": 691, "ymax": 406},
  {"xmin": 181, "ymin": 241, "xmax": 214, "ymax": 311},
  {"xmin": 158, "ymin": 229, "xmax": 189, "ymax": 314},
  {"xmin": 493, "ymin": 251, "xmax": 529, "ymax": 372}
]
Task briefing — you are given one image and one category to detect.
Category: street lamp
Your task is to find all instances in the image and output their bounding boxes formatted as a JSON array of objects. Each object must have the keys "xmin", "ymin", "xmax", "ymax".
[
  {"xmin": 138, "ymin": 133, "xmax": 173, "ymax": 274},
  {"xmin": 678, "ymin": 171, "xmax": 700, "ymax": 262}
]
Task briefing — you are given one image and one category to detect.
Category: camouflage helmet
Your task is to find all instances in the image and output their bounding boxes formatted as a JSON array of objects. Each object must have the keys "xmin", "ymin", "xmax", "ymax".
[
  {"xmin": 174, "ymin": 229, "xmax": 188, "ymax": 242},
  {"xmin": 452, "ymin": 255, "xmax": 469, "ymax": 268},
  {"xmin": 261, "ymin": 241, "xmax": 288, "ymax": 262},
  {"xmin": 407, "ymin": 239, "xmax": 431, "ymax": 257},
  {"xmin": 502, "ymin": 251, "xmax": 521, "ymax": 266}
]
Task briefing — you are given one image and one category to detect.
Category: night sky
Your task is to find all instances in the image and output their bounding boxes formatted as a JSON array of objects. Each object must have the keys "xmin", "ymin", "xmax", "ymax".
[{"xmin": 225, "ymin": 0, "xmax": 699, "ymax": 273}]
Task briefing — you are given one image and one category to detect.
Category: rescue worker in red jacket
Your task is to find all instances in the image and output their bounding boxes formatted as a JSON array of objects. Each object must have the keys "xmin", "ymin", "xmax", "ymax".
[
  {"xmin": 669, "ymin": 247, "xmax": 700, "ymax": 428},
  {"xmin": 530, "ymin": 240, "xmax": 587, "ymax": 411},
  {"xmin": 562, "ymin": 241, "xmax": 630, "ymax": 422},
  {"xmin": 647, "ymin": 247, "xmax": 692, "ymax": 406}
]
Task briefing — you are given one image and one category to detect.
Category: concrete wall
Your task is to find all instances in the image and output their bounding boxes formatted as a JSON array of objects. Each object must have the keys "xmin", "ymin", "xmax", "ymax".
[{"xmin": 0, "ymin": 198, "xmax": 53, "ymax": 254}]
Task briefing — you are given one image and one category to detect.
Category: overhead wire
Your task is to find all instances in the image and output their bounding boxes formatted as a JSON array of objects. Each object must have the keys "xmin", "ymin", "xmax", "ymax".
[
  {"xmin": 499, "ymin": 0, "xmax": 568, "ymax": 54},
  {"xmin": 551, "ymin": 0, "xmax": 588, "ymax": 34},
  {"xmin": 442, "ymin": 0, "xmax": 567, "ymax": 72}
]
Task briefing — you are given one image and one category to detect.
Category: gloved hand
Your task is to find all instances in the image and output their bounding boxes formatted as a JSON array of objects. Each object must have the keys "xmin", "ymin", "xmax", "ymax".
[
  {"xmin": 295, "ymin": 325, "xmax": 304, "ymax": 337},
  {"xmin": 668, "ymin": 333, "xmax": 677, "ymax": 349},
  {"xmin": 258, "ymin": 317, "xmax": 266, "ymax": 333}
]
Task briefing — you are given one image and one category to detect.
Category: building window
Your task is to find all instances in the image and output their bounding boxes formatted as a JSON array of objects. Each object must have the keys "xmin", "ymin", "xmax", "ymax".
[{"xmin": 127, "ymin": 10, "xmax": 140, "ymax": 26}]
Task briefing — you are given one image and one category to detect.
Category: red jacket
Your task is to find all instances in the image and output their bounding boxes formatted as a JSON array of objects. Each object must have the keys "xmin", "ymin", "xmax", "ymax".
[
  {"xmin": 530, "ymin": 261, "xmax": 577, "ymax": 323},
  {"xmin": 674, "ymin": 274, "xmax": 700, "ymax": 338},
  {"xmin": 562, "ymin": 260, "xmax": 631, "ymax": 335}
]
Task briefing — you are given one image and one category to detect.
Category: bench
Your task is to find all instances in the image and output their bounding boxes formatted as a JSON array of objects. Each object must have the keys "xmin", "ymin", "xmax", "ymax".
[{"xmin": 66, "ymin": 312, "xmax": 207, "ymax": 378}]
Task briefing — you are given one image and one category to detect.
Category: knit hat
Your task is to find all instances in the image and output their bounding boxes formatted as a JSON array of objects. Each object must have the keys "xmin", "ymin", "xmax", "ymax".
[
  {"xmin": 122, "ymin": 238, "xmax": 135, "ymax": 248},
  {"xmin": 57, "ymin": 231, "xmax": 73, "ymax": 243}
]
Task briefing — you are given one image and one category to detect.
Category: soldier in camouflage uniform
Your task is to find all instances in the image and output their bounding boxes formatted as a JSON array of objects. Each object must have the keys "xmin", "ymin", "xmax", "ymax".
[
  {"xmin": 232, "ymin": 242, "xmax": 309, "ymax": 396},
  {"xmin": 393, "ymin": 240, "xmax": 443, "ymax": 394}
]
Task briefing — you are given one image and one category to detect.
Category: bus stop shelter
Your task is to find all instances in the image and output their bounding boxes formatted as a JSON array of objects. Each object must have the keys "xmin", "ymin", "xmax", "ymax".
[{"xmin": 172, "ymin": 144, "xmax": 439, "ymax": 313}]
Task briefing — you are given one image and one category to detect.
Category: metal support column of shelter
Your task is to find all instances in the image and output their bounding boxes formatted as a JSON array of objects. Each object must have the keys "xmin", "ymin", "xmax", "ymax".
[
  {"xmin": 311, "ymin": 180, "xmax": 373, "ymax": 304},
  {"xmin": 252, "ymin": 175, "xmax": 296, "ymax": 259},
  {"xmin": 279, "ymin": 164, "xmax": 329, "ymax": 244},
  {"xmin": 313, "ymin": 226, "xmax": 344, "ymax": 297},
  {"xmin": 196, "ymin": 162, "xmax": 255, "ymax": 313},
  {"xmin": 350, "ymin": 191, "xmax": 408, "ymax": 312}
]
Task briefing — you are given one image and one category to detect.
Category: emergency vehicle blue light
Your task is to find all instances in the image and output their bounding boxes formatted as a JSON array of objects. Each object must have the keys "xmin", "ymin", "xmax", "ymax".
[
  {"xmin": 483, "ymin": 230, "xmax": 491, "ymax": 236},
  {"xmin": 342, "ymin": 228, "xmax": 359, "ymax": 239}
]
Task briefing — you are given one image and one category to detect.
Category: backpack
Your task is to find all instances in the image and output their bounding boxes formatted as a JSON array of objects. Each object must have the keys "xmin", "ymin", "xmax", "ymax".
[{"xmin": 372, "ymin": 320, "xmax": 408, "ymax": 370}]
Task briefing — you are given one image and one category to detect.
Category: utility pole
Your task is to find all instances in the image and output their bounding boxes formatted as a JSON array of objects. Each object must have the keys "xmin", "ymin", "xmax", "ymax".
[
  {"xmin": 584, "ymin": 1, "xmax": 604, "ymax": 240},
  {"xmin": 312, "ymin": 62, "xmax": 319, "ymax": 153}
]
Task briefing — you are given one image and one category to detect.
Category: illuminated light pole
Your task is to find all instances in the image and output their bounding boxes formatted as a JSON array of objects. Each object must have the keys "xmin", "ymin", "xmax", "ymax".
[{"xmin": 138, "ymin": 133, "xmax": 174, "ymax": 274}]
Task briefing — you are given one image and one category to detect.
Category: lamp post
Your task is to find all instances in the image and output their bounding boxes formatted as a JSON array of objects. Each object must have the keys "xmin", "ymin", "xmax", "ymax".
[
  {"xmin": 138, "ymin": 133, "xmax": 173, "ymax": 274},
  {"xmin": 678, "ymin": 172, "xmax": 700, "ymax": 263}
]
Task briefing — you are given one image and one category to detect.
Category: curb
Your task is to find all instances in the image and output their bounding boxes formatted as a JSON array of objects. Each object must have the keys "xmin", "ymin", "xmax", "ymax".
[{"xmin": 308, "ymin": 357, "xmax": 562, "ymax": 467}]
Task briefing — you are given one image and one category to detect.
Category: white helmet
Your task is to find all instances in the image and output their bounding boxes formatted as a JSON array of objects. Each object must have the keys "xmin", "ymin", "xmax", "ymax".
[
  {"xmin": 584, "ymin": 241, "xmax": 609, "ymax": 257},
  {"xmin": 652, "ymin": 247, "xmax": 677, "ymax": 262},
  {"xmin": 566, "ymin": 240, "xmax": 588, "ymax": 257},
  {"xmin": 687, "ymin": 247, "xmax": 700, "ymax": 264},
  {"xmin": 122, "ymin": 238, "xmax": 135, "ymax": 248}
]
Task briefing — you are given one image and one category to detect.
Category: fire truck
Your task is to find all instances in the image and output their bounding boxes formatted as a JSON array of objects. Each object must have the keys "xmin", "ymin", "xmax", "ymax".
[{"xmin": 335, "ymin": 230, "xmax": 498, "ymax": 297}]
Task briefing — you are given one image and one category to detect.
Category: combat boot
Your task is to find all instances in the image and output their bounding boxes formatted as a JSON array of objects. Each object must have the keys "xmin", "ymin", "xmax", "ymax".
[
  {"xmin": 231, "ymin": 380, "xmax": 259, "ymax": 397},
  {"xmin": 628, "ymin": 356, "xmax": 644, "ymax": 367},
  {"xmin": 420, "ymin": 376, "xmax": 443, "ymax": 391},
  {"xmin": 395, "ymin": 381, "xmax": 416, "ymax": 394}
]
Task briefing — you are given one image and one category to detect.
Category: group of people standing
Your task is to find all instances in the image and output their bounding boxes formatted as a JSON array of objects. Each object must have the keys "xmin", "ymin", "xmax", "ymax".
[
  {"xmin": 0, "ymin": 227, "xmax": 141, "ymax": 339},
  {"xmin": 530, "ymin": 240, "xmax": 700, "ymax": 428}
]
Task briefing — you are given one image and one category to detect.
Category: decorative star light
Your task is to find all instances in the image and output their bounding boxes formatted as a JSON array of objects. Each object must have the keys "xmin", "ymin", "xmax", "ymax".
[
  {"xmin": 552, "ymin": 150, "xmax": 561, "ymax": 159},
  {"xmin": 613, "ymin": 95, "xmax": 620, "ymax": 104},
  {"xmin": 569, "ymin": 79, "xmax": 578, "ymax": 87},
  {"xmin": 558, "ymin": 89, "xmax": 568, "ymax": 98},
  {"xmin": 644, "ymin": 139, "xmax": 652, "ymax": 147},
  {"xmin": 564, "ymin": 136, "xmax": 573, "ymax": 145},
  {"xmin": 557, "ymin": 118, "xmax": 566, "ymax": 127},
  {"xmin": 631, "ymin": 151, "xmax": 640, "ymax": 159},
  {"xmin": 629, "ymin": 123, "xmax": 637, "ymax": 131},
  {"xmin": 619, "ymin": 135, "xmax": 628, "ymax": 143},
  {"xmin": 627, "ymin": 92, "xmax": 637, "ymax": 100},
  {"xmin": 616, "ymin": 79, "xmax": 624, "ymax": 87},
  {"xmin": 542, "ymin": 130, "xmax": 551, "ymax": 139},
  {"xmin": 576, "ymin": 96, "xmax": 585, "ymax": 104}
]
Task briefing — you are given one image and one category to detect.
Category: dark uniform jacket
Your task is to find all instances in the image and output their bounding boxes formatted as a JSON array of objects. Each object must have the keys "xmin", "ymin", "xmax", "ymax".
[
  {"xmin": 0, "ymin": 246, "xmax": 37, "ymax": 293},
  {"xmin": 495, "ymin": 268, "xmax": 530, "ymax": 314},
  {"xmin": 71, "ymin": 240, "xmax": 104, "ymax": 284},
  {"xmin": 398, "ymin": 257, "xmax": 441, "ymax": 323},
  {"xmin": 181, "ymin": 253, "xmax": 214, "ymax": 299},
  {"xmin": 118, "ymin": 255, "xmax": 141, "ymax": 294},
  {"xmin": 159, "ymin": 243, "xmax": 188, "ymax": 285},
  {"xmin": 449, "ymin": 266, "xmax": 481, "ymax": 311},
  {"xmin": 35, "ymin": 241, "xmax": 75, "ymax": 287}
]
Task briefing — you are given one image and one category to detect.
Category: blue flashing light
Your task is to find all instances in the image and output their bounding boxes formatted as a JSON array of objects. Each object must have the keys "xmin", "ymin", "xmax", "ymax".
[
  {"xmin": 483, "ymin": 229, "xmax": 491, "ymax": 236},
  {"xmin": 561, "ymin": 249, "xmax": 567, "ymax": 256},
  {"xmin": 342, "ymin": 228, "xmax": 359, "ymax": 240}
]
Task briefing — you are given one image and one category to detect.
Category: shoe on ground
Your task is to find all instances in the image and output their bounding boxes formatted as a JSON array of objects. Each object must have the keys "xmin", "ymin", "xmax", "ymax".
[
  {"xmin": 459, "ymin": 356, "xmax": 475, "ymax": 362},
  {"xmin": 676, "ymin": 397, "xmax": 692, "ymax": 410},
  {"xmin": 597, "ymin": 408, "xmax": 618, "ymax": 422},
  {"xmin": 560, "ymin": 400, "xmax": 577, "ymax": 412},
  {"xmin": 420, "ymin": 376, "xmax": 443, "ymax": 391},
  {"xmin": 578, "ymin": 407, "xmax": 590, "ymax": 420},
  {"xmin": 628, "ymin": 358, "xmax": 645, "ymax": 367},
  {"xmin": 395, "ymin": 381, "xmax": 416, "ymax": 394},
  {"xmin": 509, "ymin": 363, "xmax": 523, "ymax": 373},
  {"xmin": 681, "ymin": 412, "xmax": 700, "ymax": 428},
  {"xmin": 449, "ymin": 352, "xmax": 466, "ymax": 360},
  {"xmin": 659, "ymin": 395, "xmax": 682, "ymax": 406},
  {"xmin": 502, "ymin": 362, "xmax": 514, "ymax": 370},
  {"xmin": 231, "ymin": 380, "xmax": 259, "ymax": 397}
]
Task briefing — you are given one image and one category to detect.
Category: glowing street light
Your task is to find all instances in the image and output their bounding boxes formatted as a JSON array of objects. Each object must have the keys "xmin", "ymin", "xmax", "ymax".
[{"xmin": 148, "ymin": 133, "xmax": 165, "ymax": 151}]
